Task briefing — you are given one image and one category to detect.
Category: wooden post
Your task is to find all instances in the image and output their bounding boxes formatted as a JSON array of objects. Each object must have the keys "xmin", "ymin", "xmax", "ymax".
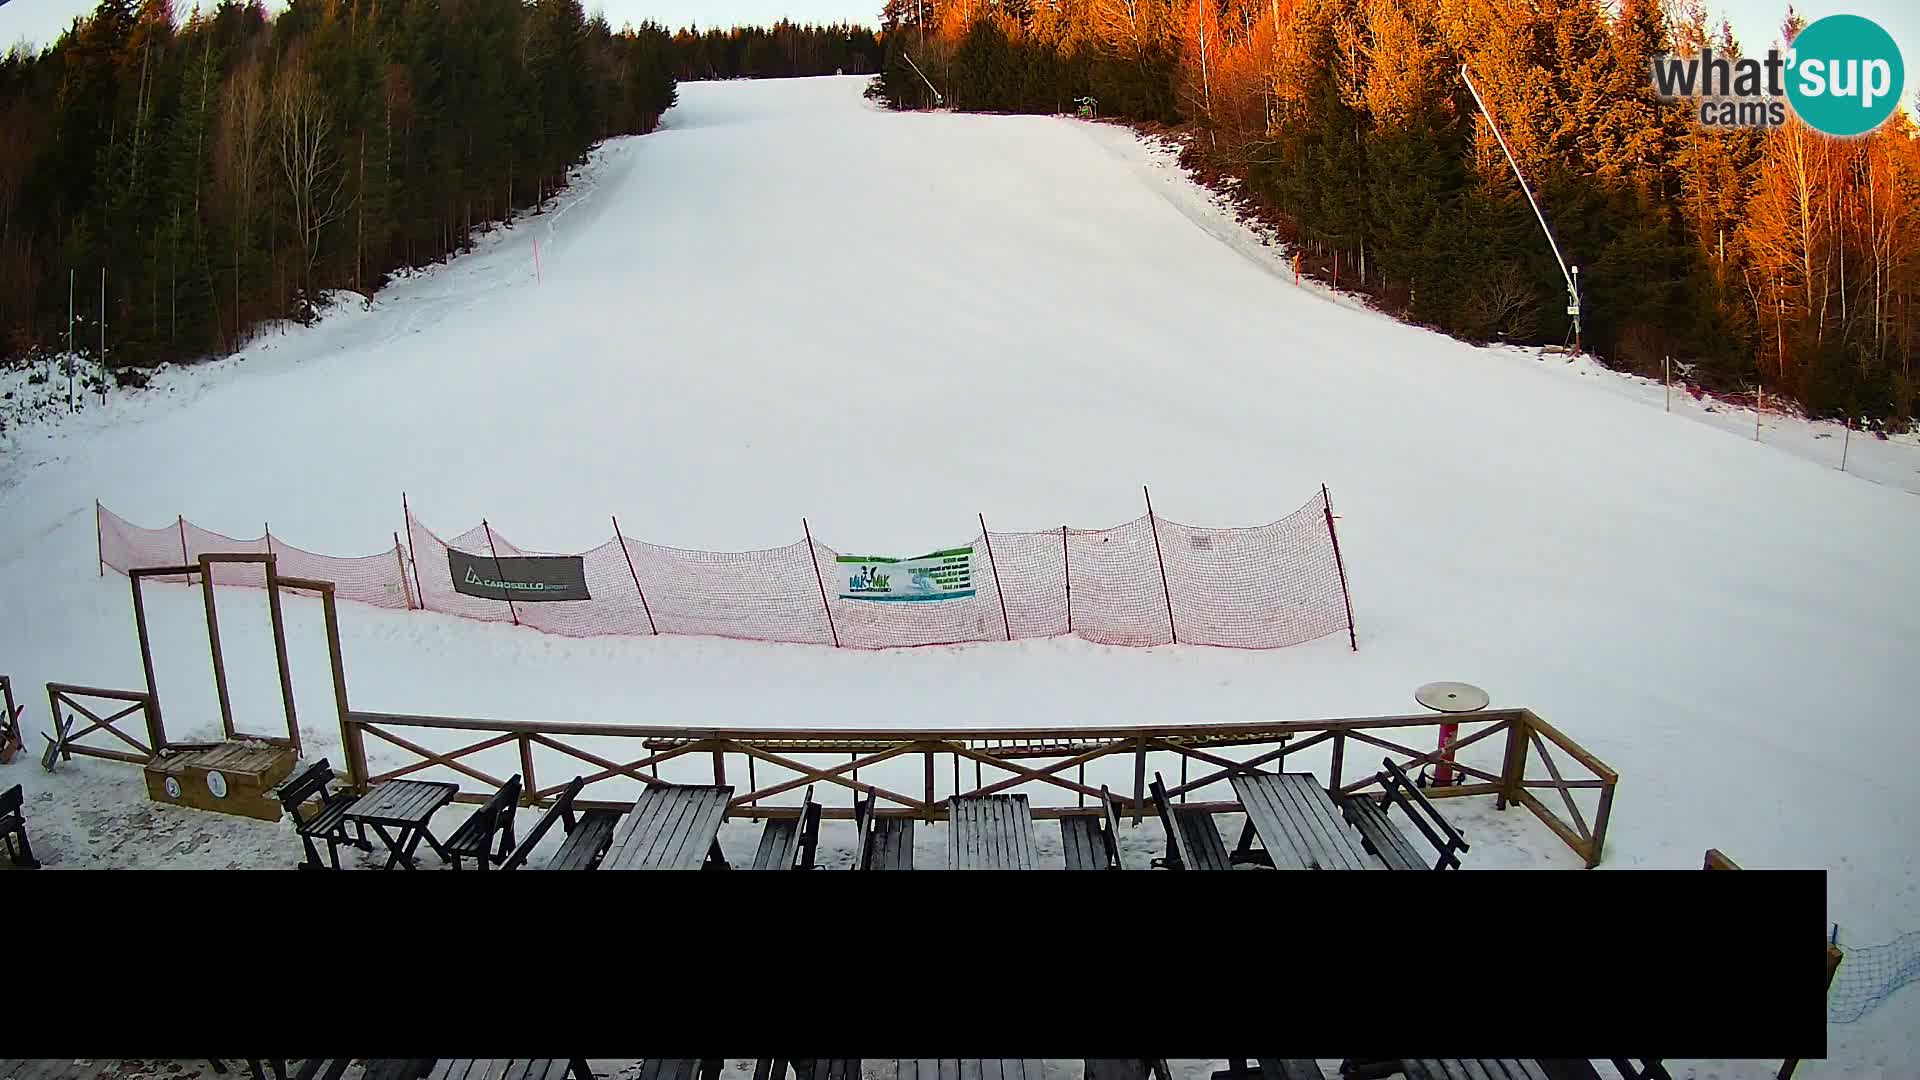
[
  {"xmin": 1496, "ymin": 716, "xmax": 1528, "ymax": 811},
  {"xmin": 1586, "ymin": 780, "xmax": 1614, "ymax": 869},
  {"xmin": 263, "ymin": 555, "xmax": 300, "ymax": 755},
  {"xmin": 802, "ymin": 518, "xmax": 840, "ymax": 648},
  {"xmin": 1132, "ymin": 738, "xmax": 1147, "ymax": 825},
  {"xmin": 712, "ymin": 748, "xmax": 725, "ymax": 786},
  {"xmin": 393, "ymin": 533, "xmax": 414, "ymax": 609},
  {"xmin": 44, "ymin": 684, "xmax": 69, "ymax": 762},
  {"xmin": 401, "ymin": 493, "xmax": 426, "ymax": 609},
  {"xmin": 1060, "ymin": 524, "xmax": 1074, "ymax": 636},
  {"xmin": 130, "ymin": 573, "xmax": 165, "ymax": 744},
  {"xmin": 1143, "ymin": 486, "xmax": 1176, "ymax": 644},
  {"xmin": 201, "ymin": 558, "xmax": 237, "ymax": 741},
  {"xmin": 1504, "ymin": 712, "xmax": 1535, "ymax": 813},
  {"xmin": 482, "ymin": 519, "xmax": 518, "ymax": 626},
  {"xmin": 979, "ymin": 513, "xmax": 1011, "ymax": 642},
  {"xmin": 520, "ymin": 734, "xmax": 537, "ymax": 806},
  {"xmin": 612, "ymin": 515, "xmax": 659, "ymax": 634},
  {"xmin": 1329, "ymin": 731, "xmax": 1345, "ymax": 798},
  {"xmin": 1322, "ymin": 484, "xmax": 1357, "ymax": 651},
  {"xmin": 324, "ymin": 587, "xmax": 368, "ymax": 790}
]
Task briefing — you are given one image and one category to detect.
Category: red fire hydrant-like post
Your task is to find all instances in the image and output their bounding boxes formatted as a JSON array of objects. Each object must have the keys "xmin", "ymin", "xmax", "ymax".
[{"xmin": 1414, "ymin": 682, "xmax": 1490, "ymax": 787}]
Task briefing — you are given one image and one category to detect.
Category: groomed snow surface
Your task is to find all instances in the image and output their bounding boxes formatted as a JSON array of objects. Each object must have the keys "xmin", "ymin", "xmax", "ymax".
[{"xmin": 1, "ymin": 77, "xmax": 1917, "ymax": 1074}]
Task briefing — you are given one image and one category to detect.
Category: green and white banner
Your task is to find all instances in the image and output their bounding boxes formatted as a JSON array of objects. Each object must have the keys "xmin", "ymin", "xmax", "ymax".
[{"xmin": 837, "ymin": 547, "xmax": 976, "ymax": 602}]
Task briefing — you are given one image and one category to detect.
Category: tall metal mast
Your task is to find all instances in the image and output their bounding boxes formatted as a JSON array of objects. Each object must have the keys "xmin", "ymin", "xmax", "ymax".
[{"xmin": 1460, "ymin": 62, "xmax": 1582, "ymax": 354}]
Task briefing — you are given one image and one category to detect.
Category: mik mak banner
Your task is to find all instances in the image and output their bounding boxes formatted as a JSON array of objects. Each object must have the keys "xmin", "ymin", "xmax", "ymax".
[
  {"xmin": 448, "ymin": 549, "xmax": 591, "ymax": 602},
  {"xmin": 837, "ymin": 547, "xmax": 976, "ymax": 602}
]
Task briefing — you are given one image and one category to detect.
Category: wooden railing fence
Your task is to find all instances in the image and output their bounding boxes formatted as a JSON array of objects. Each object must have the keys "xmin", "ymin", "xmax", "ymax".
[
  {"xmin": 340, "ymin": 706, "xmax": 1620, "ymax": 866},
  {"xmin": 45, "ymin": 683, "xmax": 163, "ymax": 765}
]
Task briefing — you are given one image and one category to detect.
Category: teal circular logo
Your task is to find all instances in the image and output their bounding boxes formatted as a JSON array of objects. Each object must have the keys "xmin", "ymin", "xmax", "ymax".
[{"xmin": 1786, "ymin": 15, "xmax": 1904, "ymax": 137}]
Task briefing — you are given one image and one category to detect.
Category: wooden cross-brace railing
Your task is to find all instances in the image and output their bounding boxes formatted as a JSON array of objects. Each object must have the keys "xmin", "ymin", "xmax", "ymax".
[
  {"xmin": 338, "ymin": 707, "xmax": 1620, "ymax": 866},
  {"xmin": 44, "ymin": 683, "xmax": 162, "ymax": 765}
]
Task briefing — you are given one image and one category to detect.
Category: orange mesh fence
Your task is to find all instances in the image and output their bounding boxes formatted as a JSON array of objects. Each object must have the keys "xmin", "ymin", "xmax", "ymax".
[
  {"xmin": 98, "ymin": 504, "xmax": 413, "ymax": 609},
  {"xmin": 98, "ymin": 488, "xmax": 1356, "ymax": 651}
]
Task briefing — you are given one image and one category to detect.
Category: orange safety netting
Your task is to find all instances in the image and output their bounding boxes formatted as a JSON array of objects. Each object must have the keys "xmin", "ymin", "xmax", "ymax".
[{"xmin": 96, "ymin": 489, "xmax": 1354, "ymax": 651}]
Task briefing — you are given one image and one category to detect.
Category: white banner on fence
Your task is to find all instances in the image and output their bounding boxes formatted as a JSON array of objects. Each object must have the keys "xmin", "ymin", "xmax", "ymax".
[{"xmin": 835, "ymin": 547, "xmax": 976, "ymax": 602}]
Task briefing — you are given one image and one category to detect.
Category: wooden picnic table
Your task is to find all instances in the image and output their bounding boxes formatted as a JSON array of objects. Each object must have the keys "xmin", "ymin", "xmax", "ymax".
[
  {"xmin": 599, "ymin": 783, "xmax": 734, "ymax": 870},
  {"xmin": 1229, "ymin": 771, "xmax": 1379, "ymax": 871},
  {"xmin": 947, "ymin": 793, "xmax": 1038, "ymax": 869},
  {"xmin": 342, "ymin": 779, "xmax": 460, "ymax": 870}
]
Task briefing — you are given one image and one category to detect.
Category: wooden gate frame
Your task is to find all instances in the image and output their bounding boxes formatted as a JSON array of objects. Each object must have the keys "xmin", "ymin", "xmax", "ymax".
[{"xmin": 47, "ymin": 553, "xmax": 353, "ymax": 766}]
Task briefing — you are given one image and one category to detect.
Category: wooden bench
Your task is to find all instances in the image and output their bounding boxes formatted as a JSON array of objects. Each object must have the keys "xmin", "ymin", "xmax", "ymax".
[
  {"xmin": 1340, "ymin": 759, "xmax": 1469, "ymax": 870},
  {"xmin": 751, "ymin": 784, "xmax": 823, "ymax": 870},
  {"xmin": 854, "ymin": 790, "xmax": 914, "ymax": 870},
  {"xmin": 502, "ymin": 776, "xmax": 624, "ymax": 870},
  {"xmin": 274, "ymin": 758, "xmax": 369, "ymax": 870},
  {"xmin": 246, "ymin": 1063, "xmax": 432, "ymax": 1080},
  {"xmin": 428, "ymin": 1062, "xmax": 594, "ymax": 1080},
  {"xmin": 1343, "ymin": 1060, "xmax": 1547, "ymax": 1080},
  {"xmin": 1061, "ymin": 785, "xmax": 1126, "ymax": 870},
  {"xmin": 948, "ymin": 792, "xmax": 1039, "ymax": 869},
  {"xmin": 1, "ymin": 783, "xmax": 38, "ymax": 869},
  {"xmin": 445, "ymin": 774, "xmax": 522, "ymax": 870},
  {"xmin": 759, "ymin": 1061, "xmax": 859, "ymax": 1080},
  {"xmin": 636, "ymin": 1062, "xmax": 721, "ymax": 1080},
  {"xmin": 1149, "ymin": 771, "xmax": 1231, "ymax": 870},
  {"xmin": 897, "ymin": 1062, "xmax": 1043, "ymax": 1080},
  {"xmin": 1210, "ymin": 1060, "xmax": 1324, "ymax": 1080}
]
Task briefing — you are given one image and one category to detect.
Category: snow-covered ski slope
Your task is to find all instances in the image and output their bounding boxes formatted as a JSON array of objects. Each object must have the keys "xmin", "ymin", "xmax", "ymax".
[{"xmin": 2, "ymin": 76, "xmax": 1918, "ymax": 1062}]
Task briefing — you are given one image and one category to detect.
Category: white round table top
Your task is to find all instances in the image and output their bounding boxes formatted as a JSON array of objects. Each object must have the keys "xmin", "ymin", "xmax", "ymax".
[{"xmin": 1415, "ymin": 681, "xmax": 1490, "ymax": 713}]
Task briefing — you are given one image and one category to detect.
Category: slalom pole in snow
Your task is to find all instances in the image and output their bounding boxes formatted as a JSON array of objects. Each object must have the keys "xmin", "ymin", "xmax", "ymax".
[
  {"xmin": 534, "ymin": 236, "xmax": 541, "ymax": 284},
  {"xmin": 1842, "ymin": 421, "xmax": 1852, "ymax": 472}
]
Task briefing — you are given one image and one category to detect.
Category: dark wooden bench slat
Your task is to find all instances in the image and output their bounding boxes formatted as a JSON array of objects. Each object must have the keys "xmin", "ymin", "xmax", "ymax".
[
  {"xmin": 752, "ymin": 785, "xmax": 819, "ymax": 870},
  {"xmin": 1343, "ymin": 794, "xmax": 1425, "ymax": 870},
  {"xmin": 1060, "ymin": 816, "xmax": 1104, "ymax": 870},
  {"xmin": 1274, "ymin": 773, "xmax": 1375, "ymax": 869},
  {"xmin": 548, "ymin": 809, "xmax": 621, "ymax": 870},
  {"xmin": 873, "ymin": 816, "xmax": 914, "ymax": 869}
]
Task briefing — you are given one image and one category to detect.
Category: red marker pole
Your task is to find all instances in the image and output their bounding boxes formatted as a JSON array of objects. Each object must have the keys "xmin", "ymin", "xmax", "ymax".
[
  {"xmin": 534, "ymin": 237, "xmax": 542, "ymax": 284},
  {"xmin": 1434, "ymin": 724, "xmax": 1459, "ymax": 787}
]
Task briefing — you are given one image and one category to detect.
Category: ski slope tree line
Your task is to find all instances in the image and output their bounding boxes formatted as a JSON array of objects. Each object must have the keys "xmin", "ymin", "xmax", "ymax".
[
  {"xmin": 0, "ymin": 0, "xmax": 677, "ymax": 380},
  {"xmin": 671, "ymin": 22, "xmax": 883, "ymax": 81},
  {"xmin": 871, "ymin": 0, "xmax": 1920, "ymax": 429}
]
